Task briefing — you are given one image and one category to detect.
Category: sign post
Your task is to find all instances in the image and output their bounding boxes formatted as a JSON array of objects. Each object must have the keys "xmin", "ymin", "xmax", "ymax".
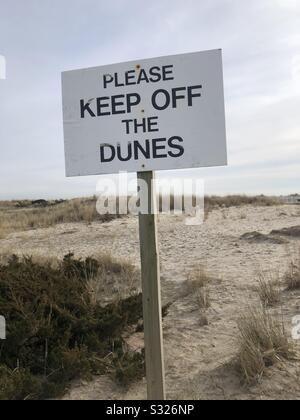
[
  {"xmin": 62, "ymin": 49, "xmax": 227, "ymax": 400},
  {"xmin": 137, "ymin": 171, "xmax": 165, "ymax": 400}
]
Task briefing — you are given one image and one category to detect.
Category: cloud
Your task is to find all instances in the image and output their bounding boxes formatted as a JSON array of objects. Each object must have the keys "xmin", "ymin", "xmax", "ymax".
[{"xmin": 0, "ymin": 0, "xmax": 299, "ymax": 198}]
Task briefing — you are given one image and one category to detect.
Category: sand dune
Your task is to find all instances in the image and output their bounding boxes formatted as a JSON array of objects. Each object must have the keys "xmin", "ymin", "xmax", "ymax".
[{"xmin": 1, "ymin": 204, "xmax": 300, "ymax": 400}]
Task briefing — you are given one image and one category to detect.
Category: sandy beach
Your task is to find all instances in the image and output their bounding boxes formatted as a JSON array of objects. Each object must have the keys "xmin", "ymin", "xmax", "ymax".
[{"xmin": 1, "ymin": 204, "xmax": 300, "ymax": 400}]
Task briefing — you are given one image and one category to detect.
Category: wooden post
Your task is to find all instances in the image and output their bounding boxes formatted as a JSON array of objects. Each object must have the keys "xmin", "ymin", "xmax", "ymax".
[{"xmin": 137, "ymin": 171, "xmax": 165, "ymax": 400}]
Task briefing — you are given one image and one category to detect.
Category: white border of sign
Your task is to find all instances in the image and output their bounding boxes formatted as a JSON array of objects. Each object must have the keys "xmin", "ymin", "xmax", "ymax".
[{"xmin": 62, "ymin": 49, "xmax": 227, "ymax": 177}]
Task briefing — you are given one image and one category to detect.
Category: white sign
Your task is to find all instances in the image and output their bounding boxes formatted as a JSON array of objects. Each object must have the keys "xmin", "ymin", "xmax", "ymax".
[{"xmin": 62, "ymin": 49, "xmax": 227, "ymax": 176}]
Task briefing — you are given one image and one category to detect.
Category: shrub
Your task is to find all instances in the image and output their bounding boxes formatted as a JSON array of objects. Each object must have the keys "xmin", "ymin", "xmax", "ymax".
[{"xmin": 0, "ymin": 254, "xmax": 144, "ymax": 400}]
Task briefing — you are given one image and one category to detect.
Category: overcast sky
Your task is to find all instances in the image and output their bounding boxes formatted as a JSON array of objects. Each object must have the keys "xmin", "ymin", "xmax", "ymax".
[{"xmin": 0, "ymin": 0, "xmax": 299, "ymax": 199}]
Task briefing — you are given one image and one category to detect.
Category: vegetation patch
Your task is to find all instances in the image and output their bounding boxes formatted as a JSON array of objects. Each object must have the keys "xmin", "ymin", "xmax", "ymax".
[
  {"xmin": 256, "ymin": 271, "xmax": 282, "ymax": 307},
  {"xmin": 271, "ymin": 226, "xmax": 300, "ymax": 238},
  {"xmin": 241, "ymin": 231, "xmax": 287, "ymax": 245},
  {"xmin": 0, "ymin": 195, "xmax": 280, "ymax": 238},
  {"xmin": 204, "ymin": 195, "xmax": 279, "ymax": 217},
  {"xmin": 0, "ymin": 254, "xmax": 145, "ymax": 400},
  {"xmin": 0, "ymin": 197, "xmax": 120, "ymax": 238},
  {"xmin": 236, "ymin": 307, "xmax": 293, "ymax": 384},
  {"xmin": 186, "ymin": 265, "xmax": 212, "ymax": 292},
  {"xmin": 184, "ymin": 266, "xmax": 212, "ymax": 326},
  {"xmin": 284, "ymin": 250, "xmax": 300, "ymax": 290}
]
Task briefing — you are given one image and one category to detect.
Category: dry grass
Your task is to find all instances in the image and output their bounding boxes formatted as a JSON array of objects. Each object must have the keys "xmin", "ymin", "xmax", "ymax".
[
  {"xmin": 237, "ymin": 307, "xmax": 293, "ymax": 383},
  {"xmin": 204, "ymin": 195, "xmax": 279, "ymax": 218},
  {"xmin": 285, "ymin": 250, "xmax": 300, "ymax": 291},
  {"xmin": 86, "ymin": 253, "xmax": 140, "ymax": 304},
  {"xmin": 205, "ymin": 195, "xmax": 280, "ymax": 209},
  {"xmin": 0, "ymin": 194, "xmax": 280, "ymax": 238},
  {"xmin": 185, "ymin": 266, "xmax": 211, "ymax": 325},
  {"xmin": 195, "ymin": 287, "xmax": 210, "ymax": 310},
  {"xmin": 186, "ymin": 265, "xmax": 211, "ymax": 291},
  {"xmin": 158, "ymin": 194, "xmax": 279, "ymax": 220},
  {"xmin": 257, "ymin": 271, "xmax": 281, "ymax": 307},
  {"xmin": 0, "ymin": 197, "xmax": 120, "ymax": 238}
]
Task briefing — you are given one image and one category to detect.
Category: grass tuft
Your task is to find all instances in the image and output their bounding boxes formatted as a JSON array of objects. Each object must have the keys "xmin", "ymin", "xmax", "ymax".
[
  {"xmin": 185, "ymin": 266, "xmax": 211, "ymax": 325},
  {"xmin": 237, "ymin": 307, "xmax": 293, "ymax": 383},
  {"xmin": 285, "ymin": 250, "xmax": 300, "ymax": 291},
  {"xmin": 257, "ymin": 271, "xmax": 281, "ymax": 307},
  {"xmin": 186, "ymin": 265, "xmax": 211, "ymax": 292}
]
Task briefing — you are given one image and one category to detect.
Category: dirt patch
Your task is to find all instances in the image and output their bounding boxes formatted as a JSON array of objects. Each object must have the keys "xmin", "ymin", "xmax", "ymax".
[
  {"xmin": 240, "ymin": 231, "xmax": 287, "ymax": 245},
  {"xmin": 271, "ymin": 226, "xmax": 300, "ymax": 238},
  {"xmin": 60, "ymin": 229, "xmax": 79, "ymax": 235}
]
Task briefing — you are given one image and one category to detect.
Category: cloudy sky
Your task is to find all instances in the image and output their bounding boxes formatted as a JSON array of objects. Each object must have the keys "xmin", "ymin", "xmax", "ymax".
[{"xmin": 0, "ymin": 0, "xmax": 299, "ymax": 199}]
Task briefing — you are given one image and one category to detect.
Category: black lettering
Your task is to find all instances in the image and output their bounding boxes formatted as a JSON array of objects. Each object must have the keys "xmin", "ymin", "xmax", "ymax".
[
  {"xmin": 80, "ymin": 99, "xmax": 96, "ymax": 118},
  {"xmin": 103, "ymin": 74, "xmax": 113, "ymax": 89},
  {"xmin": 168, "ymin": 136, "xmax": 184, "ymax": 158},
  {"xmin": 115, "ymin": 72, "xmax": 125, "ymax": 88},
  {"xmin": 125, "ymin": 70, "xmax": 136, "ymax": 85},
  {"xmin": 162, "ymin": 65, "xmax": 174, "ymax": 81},
  {"xmin": 152, "ymin": 89, "xmax": 170, "ymax": 111},
  {"xmin": 187, "ymin": 85, "xmax": 202, "ymax": 106},
  {"xmin": 117, "ymin": 143, "xmax": 132, "ymax": 161},
  {"xmin": 137, "ymin": 69, "xmax": 150, "ymax": 84},
  {"xmin": 149, "ymin": 66, "xmax": 162, "ymax": 83},
  {"xmin": 100, "ymin": 144, "xmax": 115, "ymax": 162},
  {"xmin": 121, "ymin": 119, "xmax": 133, "ymax": 134},
  {"xmin": 152, "ymin": 138, "xmax": 167, "ymax": 158},
  {"xmin": 111, "ymin": 95, "xmax": 126, "ymax": 115},
  {"xmin": 97, "ymin": 97, "xmax": 110, "ymax": 116},
  {"xmin": 148, "ymin": 116, "xmax": 159, "ymax": 132},
  {"xmin": 126, "ymin": 93, "xmax": 141, "ymax": 113},
  {"xmin": 172, "ymin": 87, "xmax": 186, "ymax": 108},
  {"xmin": 134, "ymin": 140, "xmax": 151, "ymax": 160},
  {"xmin": 133, "ymin": 118, "xmax": 147, "ymax": 133}
]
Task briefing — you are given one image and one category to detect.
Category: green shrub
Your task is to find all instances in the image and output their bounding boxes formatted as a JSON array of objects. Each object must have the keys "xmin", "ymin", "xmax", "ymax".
[{"xmin": 0, "ymin": 254, "xmax": 144, "ymax": 400}]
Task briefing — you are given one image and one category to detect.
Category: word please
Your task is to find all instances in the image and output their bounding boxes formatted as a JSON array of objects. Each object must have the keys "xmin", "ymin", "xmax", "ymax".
[
  {"xmin": 103, "ymin": 65, "xmax": 174, "ymax": 88},
  {"xmin": 80, "ymin": 85, "xmax": 202, "ymax": 118}
]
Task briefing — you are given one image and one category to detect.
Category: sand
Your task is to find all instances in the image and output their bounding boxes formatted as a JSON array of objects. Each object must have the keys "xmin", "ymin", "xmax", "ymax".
[{"xmin": 1, "ymin": 204, "xmax": 300, "ymax": 400}]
